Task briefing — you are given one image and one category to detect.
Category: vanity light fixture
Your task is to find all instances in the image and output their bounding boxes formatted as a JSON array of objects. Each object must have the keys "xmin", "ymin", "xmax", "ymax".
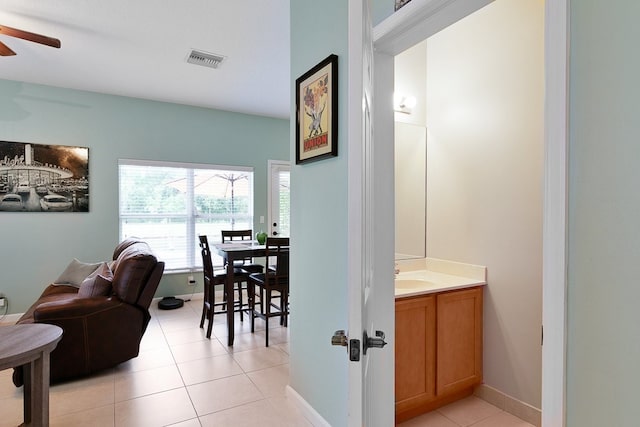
[{"xmin": 394, "ymin": 94, "xmax": 417, "ymax": 114}]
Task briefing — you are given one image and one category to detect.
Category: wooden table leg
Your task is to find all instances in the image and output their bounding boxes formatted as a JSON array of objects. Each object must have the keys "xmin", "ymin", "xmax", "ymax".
[
  {"xmin": 22, "ymin": 351, "xmax": 51, "ymax": 427},
  {"xmin": 23, "ymin": 361, "xmax": 32, "ymax": 425}
]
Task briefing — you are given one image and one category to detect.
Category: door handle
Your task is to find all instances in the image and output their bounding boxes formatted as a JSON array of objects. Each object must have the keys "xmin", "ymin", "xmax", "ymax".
[
  {"xmin": 363, "ymin": 330, "xmax": 387, "ymax": 355},
  {"xmin": 272, "ymin": 231, "xmax": 279, "ymax": 236}
]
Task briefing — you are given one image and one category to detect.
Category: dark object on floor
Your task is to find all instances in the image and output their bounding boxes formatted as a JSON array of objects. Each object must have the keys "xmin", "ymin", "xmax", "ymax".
[
  {"xmin": 12, "ymin": 238, "xmax": 164, "ymax": 387},
  {"xmin": 158, "ymin": 296, "xmax": 184, "ymax": 310}
]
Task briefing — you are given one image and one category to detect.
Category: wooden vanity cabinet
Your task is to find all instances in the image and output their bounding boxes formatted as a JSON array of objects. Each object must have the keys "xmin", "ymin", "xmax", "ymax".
[
  {"xmin": 395, "ymin": 295, "xmax": 437, "ymax": 413},
  {"xmin": 395, "ymin": 286, "xmax": 483, "ymax": 423}
]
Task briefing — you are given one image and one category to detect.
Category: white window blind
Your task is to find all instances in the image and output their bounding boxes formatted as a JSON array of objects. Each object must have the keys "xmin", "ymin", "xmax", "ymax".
[
  {"xmin": 118, "ymin": 159, "xmax": 253, "ymax": 271},
  {"xmin": 278, "ymin": 170, "xmax": 291, "ymax": 237}
]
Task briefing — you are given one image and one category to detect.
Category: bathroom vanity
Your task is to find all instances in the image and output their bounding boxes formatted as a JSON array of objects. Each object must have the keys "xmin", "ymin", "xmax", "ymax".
[{"xmin": 395, "ymin": 258, "xmax": 487, "ymax": 423}]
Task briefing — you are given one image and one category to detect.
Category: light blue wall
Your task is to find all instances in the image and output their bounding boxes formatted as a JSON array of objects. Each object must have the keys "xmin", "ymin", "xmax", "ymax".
[
  {"xmin": 0, "ymin": 78, "xmax": 288, "ymax": 314},
  {"xmin": 372, "ymin": 0, "xmax": 395, "ymax": 25},
  {"xmin": 567, "ymin": 1, "xmax": 640, "ymax": 425},
  {"xmin": 289, "ymin": 1, "xmax": 350, "ymax": 426}
]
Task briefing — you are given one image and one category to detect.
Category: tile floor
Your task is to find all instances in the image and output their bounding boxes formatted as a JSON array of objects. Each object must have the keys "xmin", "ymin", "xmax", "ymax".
[
  {"xmin": 0, "ymin": 297, "xmax": 534, "ymax": 427},
  {"xmin": 397, "ymin": 396, "xmax": 535, "ymax": 427}
]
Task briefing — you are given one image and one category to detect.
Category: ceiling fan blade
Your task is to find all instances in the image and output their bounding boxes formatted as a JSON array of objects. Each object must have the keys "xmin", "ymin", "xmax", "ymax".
[
  {"xmin": 0, "ymin": 25, "xmax": 61, "ymax": 49},
  {"xmin": 0, "ymin": 40, "xmax": 16, "ymax": 56}
]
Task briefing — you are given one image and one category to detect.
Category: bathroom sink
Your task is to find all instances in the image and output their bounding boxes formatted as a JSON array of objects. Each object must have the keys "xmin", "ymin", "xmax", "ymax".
[{"xmin": 395, "ymin": 279, "xmax": 436, "ymax": 291}]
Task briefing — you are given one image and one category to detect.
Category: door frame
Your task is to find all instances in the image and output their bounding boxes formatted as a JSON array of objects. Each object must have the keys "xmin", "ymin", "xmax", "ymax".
[{"xmin": 356, "ymin": 0, "xmax": 569, "ymax": 425}]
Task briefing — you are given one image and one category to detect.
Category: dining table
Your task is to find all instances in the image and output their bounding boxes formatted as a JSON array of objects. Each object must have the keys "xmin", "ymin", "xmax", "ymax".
[{"xmin": 213, "ymin": 241, "xmax": 269, "ymax": 346}]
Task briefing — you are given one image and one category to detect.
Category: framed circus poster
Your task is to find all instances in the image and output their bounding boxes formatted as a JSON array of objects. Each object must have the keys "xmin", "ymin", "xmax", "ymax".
[
  {"xmin": 0, "ymin": 140, "xmax": 89, "ymax": 212},
  {"xmin": 295, "ymin": 54, "xmax": 338, "ymax": 164}
]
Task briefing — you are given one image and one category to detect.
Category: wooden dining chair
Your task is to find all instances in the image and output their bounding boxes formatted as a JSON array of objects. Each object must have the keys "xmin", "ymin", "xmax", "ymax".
[
  {"xmin": 198, "ymin": 235, "xmax": 248, "ymax": 338},
  {"xmin": 221, "ymin": 229, "xmax": 265, "ymax": 274},
  {"xmin": 220, "ymin": 229, "xmax": 265, "ymax": 318},
  {"xmin": 247, "ymin": 237, "xmax": 289, "ymax": 347}
]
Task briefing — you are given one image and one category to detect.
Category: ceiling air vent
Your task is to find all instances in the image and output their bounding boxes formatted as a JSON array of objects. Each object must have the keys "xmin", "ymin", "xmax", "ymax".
[{"xmin": 186, "ymin": 50, "xmax": 226, "ymax": 69}]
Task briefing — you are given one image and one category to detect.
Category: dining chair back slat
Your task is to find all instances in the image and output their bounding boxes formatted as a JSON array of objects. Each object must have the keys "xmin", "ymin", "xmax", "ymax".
[{"xmin": 221, "ymin": 229, "xmax": 264, "ymax": 274}]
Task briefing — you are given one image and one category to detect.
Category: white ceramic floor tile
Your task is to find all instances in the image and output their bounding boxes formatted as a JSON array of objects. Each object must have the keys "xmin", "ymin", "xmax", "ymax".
[
  {"xmin": 115, "ymin": 388, "xmax": 196, "ymax": 427},
  {"xmin": 49, "ymin": 374, "xmax": 115, "ymax": 418},
  {"xmin": 138, "ymin": 330, "xmax": 168, "ymax": 353},
  {"xmin": 114, "ymin": 346, "xmax": 176, "ymax": 375},
  {"xmin": 232, "ymin": 346, "xmax": 289, "ymax": 373},
  {"xmin": 470, "ymin": 411, "xmax": 536, "ymax": 427},
  {"xmin": 187, "ymin": 374, "xmax": 263, "ymax": 416},
  {"xmin": 170, "ymin": 337, "xmax": 229, "ymax": 364},
  {"xmin": 50, "ymin": 404, "xmax": 115, "ymax": 427},
  {"xmin": 163, "ymin": 326, "xmax": 209, "ymax": 346},
  {"xmin": 398, "ymin": 410, "xmax": 460, "ymax": 427},
  {"xmin": 224, "ymin": 331, "xmax": 265, "ymax": 352},
  {"xmin": 276, "ymin": 341, "xmax": 290, "ymax": 355},
  {"xmin": 267, "ymin": 396, "xmax": 315, "ymax": 426},
  {"xmin": 0, "ymin": 369, "xmax": 20, "ymax": 400},
  {"xmin": 115, "ymin": 364, "xmax": 185, "ymax": 402},
  {"xmin": 159, "ymin": 316, "xmax": 204, "ymax": 333},
  {"xmin": 212, "ymin": 317, "xmax": 259, "ymax": 338},
  {"xmin": 198, "ymin": 396, "xmax": 312, "ymax": 427},
  {"xmin": 437, "ymin": 396, "xmax": 503, "ymax": 426},
  {"xmin": 166, "ymin": 418, "xmax": 202, "ymax": 427},
  {"xmin": 246, "ymin": 364, "xmax": 290, "ymax": 398},
  {"xmin": 178, "ymin": 353, "xmax": 244, "ymax": 386},
  {"xmin": 198, "ymin": 398, "xmax": 278, "ymax": 427},
  {"xmin": 0, "ymin": 394, "xmax": 24, "ymax": 427}
]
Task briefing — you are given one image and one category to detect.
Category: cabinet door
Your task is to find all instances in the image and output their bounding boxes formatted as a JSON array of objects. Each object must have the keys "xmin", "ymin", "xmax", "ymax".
[
  {"xmin": 436, "ymin": 287, "xmax": 483, "ymax": 396},
  {"xmin": 395, "ymin": 295, "xmax": 436, "ymax": 409}
]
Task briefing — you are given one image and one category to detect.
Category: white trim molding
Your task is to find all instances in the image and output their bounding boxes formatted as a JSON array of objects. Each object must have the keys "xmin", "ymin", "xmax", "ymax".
[
  {"xmin": 541, "ymin": 0, "xmax": 569, "ymax": 426},
  {"xmin": 286, "ymin": 385, "xmax": 331, "ymax": 427},
  {"xmin": 475, "ymin": 384, "xmax": 542, "ymax": 427}
]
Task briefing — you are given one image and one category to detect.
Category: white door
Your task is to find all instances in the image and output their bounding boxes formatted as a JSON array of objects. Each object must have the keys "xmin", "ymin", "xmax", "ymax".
[
  {"xmin": 267, "ymin": 160, "xmax": 290, "ymax": 237},
  {"xmin": 347, "ymin": 1, "xmax": 395, "ymax": 425}
]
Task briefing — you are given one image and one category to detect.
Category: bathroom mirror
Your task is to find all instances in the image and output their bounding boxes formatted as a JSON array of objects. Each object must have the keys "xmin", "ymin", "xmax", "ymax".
[{"xmin": 395, "ymin": 122, "xmax": 427, "ymax": 260}]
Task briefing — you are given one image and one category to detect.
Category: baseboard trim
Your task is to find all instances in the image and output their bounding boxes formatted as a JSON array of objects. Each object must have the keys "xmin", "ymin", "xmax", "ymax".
[
  {"xmin": 286, "ymin": 385, "xmax": 331, "ymax": 427},
  {"xmin": 474, "ymin": 384, "xmax": 541, "ymax": 427}
]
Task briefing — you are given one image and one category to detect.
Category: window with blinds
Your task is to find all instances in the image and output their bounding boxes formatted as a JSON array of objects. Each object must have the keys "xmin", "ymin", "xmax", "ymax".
[{"xmin": 118, "ymin": 159, "xmax": 254, "ymax": 271}]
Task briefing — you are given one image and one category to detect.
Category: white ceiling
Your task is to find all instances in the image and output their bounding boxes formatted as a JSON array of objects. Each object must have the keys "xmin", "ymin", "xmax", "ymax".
[{"xmin": 0, "ymin": 0, "xmax": 291, "ymax": 119}]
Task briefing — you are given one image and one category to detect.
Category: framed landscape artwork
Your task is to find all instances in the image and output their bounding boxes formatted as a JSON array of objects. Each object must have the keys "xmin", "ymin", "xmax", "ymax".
[
  {"xmin": 295, "ymin": 54, "xmax": 338, "ymax": 164},
  {"xmin": 0, "ymin": 140, "xmax": 89, "ymax": 212}
]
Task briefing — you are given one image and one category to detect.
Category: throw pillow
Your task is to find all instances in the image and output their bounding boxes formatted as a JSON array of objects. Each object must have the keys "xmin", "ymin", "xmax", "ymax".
[
  {"xmin": 54, "ymin": 258, "xmax": 103, "ymax": 287},
  {"xmin": 77, "ymin": 264, "xmax": 114, "ymax": 298}
]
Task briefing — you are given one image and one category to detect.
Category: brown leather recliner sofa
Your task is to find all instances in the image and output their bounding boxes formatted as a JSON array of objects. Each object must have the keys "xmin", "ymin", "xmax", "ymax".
[{"xmin": 13, "ymin": 238, "xmax": 164, "ymax": 386}]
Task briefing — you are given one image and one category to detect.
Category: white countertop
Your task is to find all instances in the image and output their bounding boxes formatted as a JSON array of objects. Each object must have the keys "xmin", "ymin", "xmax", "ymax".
[{"xmin": 394, "ymin": 258, "xmax": 487, "ymax": 298}]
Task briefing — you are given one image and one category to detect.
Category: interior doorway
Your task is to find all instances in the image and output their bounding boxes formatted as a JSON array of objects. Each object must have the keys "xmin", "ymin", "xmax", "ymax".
[{"xmin": 373, "ymin": 0, "xmax": 568, "ymax": 425}]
